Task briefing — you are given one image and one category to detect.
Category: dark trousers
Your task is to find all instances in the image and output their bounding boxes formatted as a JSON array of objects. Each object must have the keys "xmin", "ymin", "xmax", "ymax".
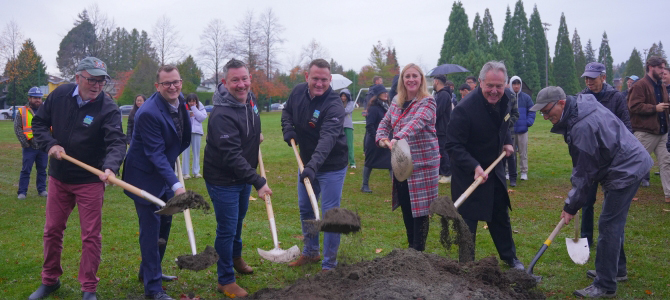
[
  {"xmin": 438, "ymin": 137, "xmax": 451, "ymax": 176},
  {"xmin": 394, "ymin": 177, "xmax": 429, "ymax": 251},
  {"xmin": 18, "ymin": 147, "xmax": 48, "ymax": 195},
  {"xmin": 581, "ymin": 183, "xmax": 599, "ymax": 246},
  {"xmin": 463, "ymin": 179, "xmax": 517, "ymax": 262},
  {"xmin": 135, "ymin": 196, "xmax": 172, "ymax": 296},
  {"xmin": 504, "ymin": 132, "xmax": 517, "ymax": 180}
]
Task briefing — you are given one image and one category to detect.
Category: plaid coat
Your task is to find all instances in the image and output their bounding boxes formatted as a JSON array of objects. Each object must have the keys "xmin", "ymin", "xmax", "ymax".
[{"xmin": 376, "ymin": 96, "xmax": 440, "ymax": 217}]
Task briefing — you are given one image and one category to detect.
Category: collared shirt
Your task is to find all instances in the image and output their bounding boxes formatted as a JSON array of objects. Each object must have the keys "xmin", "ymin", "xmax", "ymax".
[
  {"xmin": 72, "ymin": 85, "xmax": 93, "ymax": 108},
  {"xmin": 648, "ymin": 76, "xmax": 667, "ymax": 134}
]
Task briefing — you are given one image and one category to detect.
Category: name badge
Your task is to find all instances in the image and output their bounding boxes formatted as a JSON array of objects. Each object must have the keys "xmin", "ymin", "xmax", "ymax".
[{"xmin": 504, "ymin": 114, "xmax": 510, "ymax": 122}]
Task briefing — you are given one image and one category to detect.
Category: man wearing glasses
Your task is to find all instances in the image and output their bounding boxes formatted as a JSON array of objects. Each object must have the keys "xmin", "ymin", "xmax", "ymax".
[
  {"xmin": 30, "ymin": 57, "xmax": 126, "ymax": 300},
  {"xmin": 531, "ymin": 86, "xmax": 651, "ymax": 298},
  {"xmin": 123, "ymin": 65, "xmax": 191, "ymax": 300}
]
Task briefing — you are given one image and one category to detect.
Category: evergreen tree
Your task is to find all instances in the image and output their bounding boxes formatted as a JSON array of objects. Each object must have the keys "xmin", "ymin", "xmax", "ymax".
[
  {"xmin": 176, "ymin": 55, "xmax": 203, "ymax": 93},
  {"xmin": 57, "ymin": 10, "xmax": 97, "ymax": 77},
  {"xmin": 622, "ymin": 48, "xmax": 645, "ymax": 91},
  {"xmin": 648, "ymin": 41, "xmax": 667, "ymax": 60},
  {"xmin": 597, "ymin": 31, "xmax": 614, "ymax": 85},
  {"xmin": 438, "ymin": 1, "xmax": 472, "ymax": 65},
  {"xmin": 480, "ymin": 9, "xmax": 499, "ymax": 50},
  {"xmin": 572, "ymin": 29, "xmax": 586, "ymax": 90},
  {"xmin": 584, "ymin": 39, "xmax": 596, "ymax": 63},
  {"xmin": 500, "ymin": 6, "xmax": 515, "ymax": 55},
  {"xmin": 4, "ymin": 39, "xmax": 47, "ymax": 106},
  {"xmin": 528, "ymin": 5, "xmax": 548, "ymax": 88},
  {"xmin": 118, "ymin": 55, "xmax": 159, "ymax": 105},
  {"xmin": 472, "ymin": 13, "xmax": 482, "ymax": 49},
  {"xmin": 504, "ymin": 0, "xmax": 539, "ymax": 94},
  {"xmin": 553, "ymin": 13, "xmax": 580, "ymax": 95}
]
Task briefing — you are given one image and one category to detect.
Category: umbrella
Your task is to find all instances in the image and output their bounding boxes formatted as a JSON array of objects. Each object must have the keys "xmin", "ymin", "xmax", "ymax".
[
  {"xmin": 426, "ymin": 64, "xmax": 470, "ymax": 77},
  {"xmin": 330, "ymin": 74, "xmax": 353, "ymax": 90}
]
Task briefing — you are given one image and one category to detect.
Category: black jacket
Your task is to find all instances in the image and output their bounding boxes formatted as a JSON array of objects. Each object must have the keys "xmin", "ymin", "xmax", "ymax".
[
  {"xmin": 364, "ymin": 99, "xmax": 391, "ymax": 169},
  {"xmin": 579, "ymin": 83, "xmax": 632, "ymax": 132},
  {"xmin": 281, "ymin": 83, "xmax": 348, "ymax": 172},
  {"xmin": 204, "ymin": 84, "xmax": 265, "ymax": 190},
  {"xmin": 445, "ymin": 87, "xmax": 513, "ymax": 221},
  {"xmin": 435, "ymin": 87, "xmax": 453, "ymax": 139},
  {"xmin": 32, "ymin": 83, "xmax": 126, "ymax": 184}
]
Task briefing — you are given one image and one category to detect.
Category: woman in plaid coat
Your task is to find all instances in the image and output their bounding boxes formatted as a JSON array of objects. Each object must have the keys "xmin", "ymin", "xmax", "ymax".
[{"xmin": 376, "ymin": 63, "xmax": 440, "ymax": 251}]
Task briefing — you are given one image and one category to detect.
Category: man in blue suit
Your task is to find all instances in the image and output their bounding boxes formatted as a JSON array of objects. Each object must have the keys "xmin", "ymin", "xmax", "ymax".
[{"xmin": 123, "ymin": 65, "xmax": 191, "ymax": 300}]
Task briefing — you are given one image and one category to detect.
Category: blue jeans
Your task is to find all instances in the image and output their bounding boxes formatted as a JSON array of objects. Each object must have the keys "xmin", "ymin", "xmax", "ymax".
[
  {"xmin": 206, "ymin": 182, "xmax": 251, "ymax": 285},
  {"xmin": 18, "ymin": 147, "xmax": 48, "ymax": 195},
  {"xmin": 297, "ymin": 167, "xmax": 346, "ymax": 270},
  {"xmin": 182, "ymin": 133, "xmax": 202, "ymax": 175},
  {"xmin": 593, "ymin": 180, "xmax": 639, "ymax": 292}
]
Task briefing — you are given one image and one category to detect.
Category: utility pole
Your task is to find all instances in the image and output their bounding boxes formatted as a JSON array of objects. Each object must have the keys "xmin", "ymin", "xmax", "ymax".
[{"xmin": 542, "ymin": 22, "xmax": 551, "ymax": 87}]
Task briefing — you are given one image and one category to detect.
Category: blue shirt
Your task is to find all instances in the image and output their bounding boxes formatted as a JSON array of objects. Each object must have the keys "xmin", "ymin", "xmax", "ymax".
[
  {"xmin": 648, "ymin": 76, "xmax": 667, "ymax": 135},
  {"xmin": 72, "ymin": 85, "xmax": 93, "ymax": 108}
]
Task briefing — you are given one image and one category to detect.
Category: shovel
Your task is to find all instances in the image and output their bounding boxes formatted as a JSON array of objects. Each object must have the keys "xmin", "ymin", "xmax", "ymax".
[
  {"xmin": 526, "ymin": 218, "xmax": 566, "ymax": 281},
  {"xmin": 383, "ymin": 139, "xmax": 413, "ymax": 182},
  {"xmin": 60, "ymin": 153, "xmax": 208, "ymax": 215},
  {"xmin": 566, "ymin": 210, "xmax": 589, "ymax": 265},
  {"xmin": 290, "ymin": 139, "xmax": 361, "ymax": 234},
  {"xmin": 256, "ymin": 148, "xmax": 300, "ymax": 263}
]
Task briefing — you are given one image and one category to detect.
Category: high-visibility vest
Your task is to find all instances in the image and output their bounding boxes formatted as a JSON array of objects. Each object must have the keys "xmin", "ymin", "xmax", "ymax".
[{"xmin": 18, "ymin": 106, "xmax": 34, "ymax": 140}]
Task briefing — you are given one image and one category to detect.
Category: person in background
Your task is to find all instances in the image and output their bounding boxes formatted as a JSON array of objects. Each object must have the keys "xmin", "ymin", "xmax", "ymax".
[
  {"xmin": 361, "ymin": 84, "xmax": 392, "ymax": 193},
  {"xmin": 127, "ymin": 94, "xmax": 146, "ymax": 144},
  {"xmin": 182, "ymin": 93, "xmax": 208, "ymax": 179},
  {"xmin": 363, "ymin": 76, "xmax": 383, "ymax": 117},
  {"xmin": 433, "ymin": 75, "xmax": 452, "ymax": 184},
  {"xmin": 445, "ymin": 80, "xmax": 457, "ymax": 108},
  {"xmin": 376, "ymin": 63, "xmax": 439, "ymax": 252},
  {"xmin": 459, "ymin": 84, "xmax": 471, "ymax": 101},
  {"xmin": 509, "ymin": 76, "xmax": 535, "ymax": 182},
  {"xmin": 503, "ymin": 84, "xmax": 520, "ymax": 187},
  {"xmin": 622, "ymin": 75, "xmax": 639, "ymax": 100},
  {"xmin": 466, "ymin": 76, "xmax": 477, "ymax": 91},
  {"xmin": 15, "ymin": 86, "xmax": 48, "ymax": 199},
  {"xmin": 341, "ymin": 88, "xmax": 356, "ymax": 169},
  {"xmin": 388, "ymin": 74, "xmax": 400, "ymax": 102}
]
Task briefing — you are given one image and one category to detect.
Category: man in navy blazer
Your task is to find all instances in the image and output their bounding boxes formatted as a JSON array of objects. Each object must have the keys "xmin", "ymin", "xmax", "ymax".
[{"xmin": 123, "ymin": 65, "xmax": 191, "ymax": 300}]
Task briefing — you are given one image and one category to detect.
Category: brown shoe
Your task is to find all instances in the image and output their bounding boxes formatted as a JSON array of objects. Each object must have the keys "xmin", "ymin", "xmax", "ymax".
[
  {"xmin": 288, "ymin": 255, "xmax": 321, "ymax": 267},
  {"xmin": 217, "ymin": 283, "xmax": 248, "ymax": 298},
  {"xmin": 233, "ymin": 257, "xmax": 253, "ymax": 274}
]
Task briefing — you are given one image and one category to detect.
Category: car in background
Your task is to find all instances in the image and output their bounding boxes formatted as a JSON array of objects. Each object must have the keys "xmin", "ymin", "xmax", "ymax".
[
  {"xmin": 0, "ymin": 106, "xmax": 16, "ymax": 120},
  {"xmin": 119, "ymin": 105, "xmax": 133, "ymax": 116},
  {"xmin": 270, "ymin": 103, "xmax": 284, "ymax": 111},
  {"xmin": 204, "ymin": 105, "xmax": 214, "ymax": 113}
]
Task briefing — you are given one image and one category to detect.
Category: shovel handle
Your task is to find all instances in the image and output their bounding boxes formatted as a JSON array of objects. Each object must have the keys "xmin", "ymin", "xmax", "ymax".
[
  {"xmin": 527, "ymin": 218, "xmax": 565, "ymax": 274},
  {"xmin": 453, "ymin": 151, "xmax": 506, "ymax": 208},
  {"xmin": 60, "ymin": 153, "xmax": 166, "ymax": 207},
  {"xmin": 258, "ymin": 148, "xmax": 280, "ymax": 249},
  {"xmin": 176, "ymin": 157, "xmax": 197, "ymax": 256},
  {"xmin": 290, "ymin": 139, "xmax": 320, "ymax": 220}
]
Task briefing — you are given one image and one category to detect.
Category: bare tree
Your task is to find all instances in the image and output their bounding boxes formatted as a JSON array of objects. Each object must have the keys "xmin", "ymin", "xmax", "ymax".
[
  {"xmin": 257, "ymin": 8, "xmax": 285, "ymax": 79},
  {"xmin": 199, "ymin": 19, "xmax": 231, "ymax": 85},
  {"xmin": 233, "ymin": 10, "xmax": 261, "ymax": 70},
  {"xmin": 0, "ymin": 20, "xmax": 24, "ymax": 74},
  {"xmin": 151, "ymin": 15, "xmax": 183, "ymax": 66},
  {"xmin": 86, "ymin": 3, "xmax": 115, "ymax": 56},
  {"xmin": 300, "ymin": 38, "xmax": 329, "ymax": 68}
]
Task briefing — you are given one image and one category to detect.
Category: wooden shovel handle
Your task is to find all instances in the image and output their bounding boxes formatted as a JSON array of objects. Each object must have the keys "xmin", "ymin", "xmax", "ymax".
[
  {"xmin": 60, "ymin": 153, "xmax": 166, "ymax": 207},
  {"xmin": 453, "ymin": 151, "xmax": 507, "ymax": 208},
  {"xmin": 546, "ymin": 218, "xmax": 566, "ymax": 246},
  {"xmin": 176, "ymin": 157, "xmax": 197, "ymax": 255},
  {"xmin": 259, "ymin": 148, "xmax": 281, "ymax": 249},
  {"xmin": 290, "ymin": 139, "xmax": 320, "ymax": 220}
]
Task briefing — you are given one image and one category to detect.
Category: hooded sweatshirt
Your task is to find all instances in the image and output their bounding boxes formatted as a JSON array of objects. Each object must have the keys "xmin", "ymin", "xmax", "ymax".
[
  {"xmin": 508, "ymin": 76, "xmax": 536, "ymax": 134},
  {"xmin": 203, "ymin": 83, "xmax": 265, "ymax": 190},
  {"xmin": 340, "ymin": 89, "xmax": 355, "ymax": 129}
]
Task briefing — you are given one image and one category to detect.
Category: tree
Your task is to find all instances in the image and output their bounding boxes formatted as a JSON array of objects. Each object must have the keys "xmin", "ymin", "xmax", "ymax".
[
  {"xmin": 501, "ymin": 0, "xmax": 539, "ymax": 93},
  {"xmin": 234, "ymin": 10, "xmax": 261, "ymax": 70},
  {"xmin": 572, "ymin": 29, "xmax": 586, "ymax": 90},
  {"xmin": 528, "ymin": 5, "xmax": 548, "ymax": 88},
  {"xmin": 472, "ymin": 13, "xmax": 482, "ymax": 48},
  {"xmin": 258, "ymin": 8, "xmax": 285, "ymax": 79},
  {"xmin": 151, "ymin": 15, "xmax": 183, "ymax": 66},
  {"xmin": 329, "ymin": 59, "xmax": 344, "ymax": 74},
  {"xmin": 553, "ymin": 13, "xmax": 580, "ymax": 95},
  {"xmin": 584, "ymin": 39, "xmax": 596, "ymax": 63},
  {"xmin": 118, "ymin": 55, "xmax": 159, "ymax": 105},
  {"xmin": 597, "ymin": 32, "xmax": 614, "ymax": 85},
  {"xmin": 177, "ymin": 55, "xmax": 203, "ymax": 93},
  {"xmin": 57, "ymin": 11, "xmax": 97, "ymax": 77},
  {"xmin": 478, "ymin": 9, "xmax": 499, "ymax": 51},
  {"xmin": 0, "ymin": 20, "xmax": 24, "ymax": 75},
  {"xmin": 300, "ymin": 39, "xmax": 329, "ymax": 67},
  {"xmin": 199, "ymin": 19, "xmax": 230, "ymax": 85},
  {"xmin": 4, "ymin": 39, "xmax": 47, "ymax": 106},
  {"xmin": 437, "ymin": 1, "xmax": 472, "ymax": 65},
  {"xmin": 648, "ymin": 41, "xmax": 667, "ymax": 60},
  {"xmin": 622, "ymin": 48, "xmax": 645, "ymax": 91}
]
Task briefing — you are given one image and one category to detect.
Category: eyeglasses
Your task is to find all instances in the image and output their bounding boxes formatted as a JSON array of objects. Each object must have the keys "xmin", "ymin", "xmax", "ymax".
[
  {"xmin": 158, "ymin": 80, "xmax": 183, "ymax": 88},
  {"xmin": 80, "ymin": 74, "xmax": 107, "ymax": 86},
  {"xmin": 540, "ymin": 101, "xmax": 558, "ymax": 115}
]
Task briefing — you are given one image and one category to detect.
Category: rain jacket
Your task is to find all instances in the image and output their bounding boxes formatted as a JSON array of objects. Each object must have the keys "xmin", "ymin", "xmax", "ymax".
[
  {"xmin": 341, "ymin": 89, "xmax": 355, "ymax": 129},
  {"xmin": 551, "ymin": 94, "xmax": 652, "ymax": 215},
  {"xmin": 187, "ymin": 101, "xmax": 208, "ymax": 135},
  {"xmin": 579, "ymin": 83, "xmax": 632, "ymax": 132},
  {"xmin": 509, "ymin": 76, "xmax": 536, "ymax": 134}
]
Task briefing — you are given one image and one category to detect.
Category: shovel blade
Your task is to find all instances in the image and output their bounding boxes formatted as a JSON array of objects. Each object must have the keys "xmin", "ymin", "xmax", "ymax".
[
  {"xmin": 257, "ymin": 245, "xmax": 300, "ymax": 263},
  {"xmin": 391, "ymin": 139, "xmax": 413, "ymax": 181},
  {"xmin": 566, "ymin": 238, "xmax": 589, "ymax": 265}
]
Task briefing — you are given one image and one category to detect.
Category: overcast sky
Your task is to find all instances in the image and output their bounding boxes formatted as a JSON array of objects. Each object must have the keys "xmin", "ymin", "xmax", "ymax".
[{"xmin": 2, "ymin": 0, "xmax": 667, "ymax": 78}]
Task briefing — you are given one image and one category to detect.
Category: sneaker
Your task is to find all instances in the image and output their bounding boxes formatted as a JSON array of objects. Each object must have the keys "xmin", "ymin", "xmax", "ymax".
[
  {"xmin": 288, "ymin": 255, "xmax": 321, "ymax": 267},
  {"xmin": 182, "ymin": 174, "xmax": 191, "ymax": 180},
  {"xmin": 573, "ymin": 284, "xmax": 616, "ymax": 298},
  {"xmin": 504, "ymin": 258, "xmax": 524, "ymax": 270},
  {"xmin": 146, "ymin": 291, "xmax": 173, "ymax": 300},
  {"xmin": 438, "ymin": 175, "xmax": 451, "ymax": 184},
  {"xmin": 640, "ymin": 180, "xmax": 650, "ymax": 187},
  {"xmin": 194, "ymin": 173, "xmax": 202, "ymax": 178},
  {"xmin": 18, "ymin": 194, "xmax": 26, "ymax": 200},
  {"xmin": 586, "ymin": 270, "xmax": 628, "ymax": 282},
  {"xmin": 520, "ymin": 173, "xmax": 528, "ymax": 180},
  {"xmin": 509, "ymin": 179, "xmax": 517, "ymax": 187},
  {"xmin": 505, "ymin": 173, "xmax": 509, "ymax": 180},
  {"xmin": 39, "ymin": 191, "xmax": 48, "ymax": 197},
  {"xmin": 350, "ymin": 165, "xmax": 356, "ymax": 169}
]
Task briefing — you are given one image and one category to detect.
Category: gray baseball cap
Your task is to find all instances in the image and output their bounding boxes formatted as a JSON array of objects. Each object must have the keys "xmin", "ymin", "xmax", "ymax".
[
  {"xmin": 530, "ymin": 86, "xmax": 566, "ymax": 111},
  {"xmin": 581, "ymin": 62, "xmax": 606, "ymax": 78},
  {"xmin": 77, "ymin": 57, "xmax": 109, "ymax": 77}
]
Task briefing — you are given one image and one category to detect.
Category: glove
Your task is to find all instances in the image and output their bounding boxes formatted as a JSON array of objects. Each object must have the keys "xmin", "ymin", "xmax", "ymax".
[
  {"xmin": 284, "ymin": 131, "xmax": 298, "ymax": 147},
  {"xmin": 299, "ymin": 166, "xmax": 316, "ymax": 184}
]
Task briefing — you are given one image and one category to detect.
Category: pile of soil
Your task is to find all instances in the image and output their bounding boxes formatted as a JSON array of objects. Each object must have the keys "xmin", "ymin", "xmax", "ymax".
[{"xmin": 251, "ymin": 249, "xmax": 544, "ymax": 299}]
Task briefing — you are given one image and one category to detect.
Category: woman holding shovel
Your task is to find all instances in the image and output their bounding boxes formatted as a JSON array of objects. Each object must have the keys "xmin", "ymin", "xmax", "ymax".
[
  {"xmin": 361, "ymin": 84, "xmax": 392, "ymax": 193},
  {"xmin": 376, "ymin": 63, "xmax": 439, "ymax": 251}
]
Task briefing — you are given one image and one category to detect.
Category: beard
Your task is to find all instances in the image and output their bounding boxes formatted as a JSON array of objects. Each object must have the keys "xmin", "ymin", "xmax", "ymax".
[
  {"xmin": 653, "ymin": 70, "xmax": 663, "ymax": 81},
  {"xmin": 29, "ymin": 102, "xmax": 41, "ymax": 111}
]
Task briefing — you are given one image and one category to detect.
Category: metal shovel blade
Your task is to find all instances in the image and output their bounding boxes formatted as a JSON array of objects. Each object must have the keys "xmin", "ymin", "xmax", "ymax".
[
  {"xmin": 566, "ymin": 237, "xmax": 589, "ymax": 265},
  {"xmin": 257, "ymin": 245, "xmax": 300, "ymax": 263},
  {"xmin": 391, "ymin": 139, "xmax": 413, "ymax": 182}
]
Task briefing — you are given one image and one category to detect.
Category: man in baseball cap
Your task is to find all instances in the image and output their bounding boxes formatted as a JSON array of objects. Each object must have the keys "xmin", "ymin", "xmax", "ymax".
[{"xmin": 76, "ymin": 57, "xmax": 110, "ymax": 78}]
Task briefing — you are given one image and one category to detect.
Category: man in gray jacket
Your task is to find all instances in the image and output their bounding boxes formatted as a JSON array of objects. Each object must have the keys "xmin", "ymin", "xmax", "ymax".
[{"xmin": 531, "ymin": 86, "xmax": 652, "ymax": 298}]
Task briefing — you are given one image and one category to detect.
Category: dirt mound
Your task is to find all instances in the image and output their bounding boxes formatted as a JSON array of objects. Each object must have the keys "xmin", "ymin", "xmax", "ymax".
[{"xmin": 251, "ymin": 249, "xmax": 544, "ymax": 299}]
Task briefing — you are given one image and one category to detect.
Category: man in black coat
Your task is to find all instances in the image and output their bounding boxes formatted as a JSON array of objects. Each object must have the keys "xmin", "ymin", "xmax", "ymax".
[
  {"xmin": 432, "ymin": 75, "xmax": 452, "ymax": 183},
  {"xmin": 445, "ymin": 61, "xmax": 522, "ymax": 269}
]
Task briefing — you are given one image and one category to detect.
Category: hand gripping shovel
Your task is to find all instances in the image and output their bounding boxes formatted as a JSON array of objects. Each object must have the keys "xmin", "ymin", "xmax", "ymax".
[
  {"xmin": 566, "ymin": 210, "xmax": 589, "ymax": 265},
  {"xmin": 290, "ymin": 139, "xmax": 361, "ymax": 234},
  {"xmin": 526, "ymin": 218, "xmax": 566, "ymax": 281},
  {"xmin": 256, "ymin": 148, "xmax": 300, "ymax": 263},
  {"xmin": 174, "ymin": 157, "xmax": 218, "ymax": 271},
  {"xmin": 60, "ymin": 153, "xmax": 208, "ymax": 215}
]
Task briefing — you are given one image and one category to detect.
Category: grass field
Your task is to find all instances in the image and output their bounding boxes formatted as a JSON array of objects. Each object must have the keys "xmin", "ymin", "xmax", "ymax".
[{"xmin": 0, "ymin": 109, "xmax": 669, "ymax": 299}]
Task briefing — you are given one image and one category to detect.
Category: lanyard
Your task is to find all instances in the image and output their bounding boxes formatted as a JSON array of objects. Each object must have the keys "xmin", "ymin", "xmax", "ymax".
[{"xmin": 392, "ymin": 99, "xmax": 417, "ymax": 129}]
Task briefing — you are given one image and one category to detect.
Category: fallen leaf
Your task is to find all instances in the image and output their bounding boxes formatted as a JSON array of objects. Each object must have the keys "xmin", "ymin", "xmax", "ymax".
[
  {"xmin": 369, "ymin": 228, "xmax": 376, "ymax": 231},
  {"xmin": 349, "ymin": 172, "xmax": 355, "ymax": 175},
  {"xmin": 265, "ymin": 170, "xmax": 270, "ymax": 173},
  {"xmin": 513, "ymin": 230, "xmax": 519, "ymax": 234},
  {"xmin": 384, "ymin": 199, "xmax": 391, "ymax": 202},
  {"xmin": 645, "ymin": 290, "xmax": 653, "ymax": 295},
  {"xmin": 507, "ymin": 189, "xmax": 515, "ymax": 193},
  {"xmin": 632, "ymin": 198, "xmax": 638, "ymax": 201},
  {"xmin": 483, "ymin": 225, "xmax": 489, "ymax": 230},
  {"xmin": 293, "ymin": 235, "xmax": 304, "ymax": 241},
  {"xmin": 554, "ymin": 196, "xmax": 562, "ymax": 199},
  {"xmin": 249, "ymin": 196, "xmax": 256, "ymax": 201},
  {"xmin": 375, "ymin": 248, "xmax": 383, "ymax": 253}
]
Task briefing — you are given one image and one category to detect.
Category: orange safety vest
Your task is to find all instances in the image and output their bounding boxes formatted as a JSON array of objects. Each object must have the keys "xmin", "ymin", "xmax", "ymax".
[{"xmin": 18, "ymin": 106, "xmax": 34, "ymax": 140}]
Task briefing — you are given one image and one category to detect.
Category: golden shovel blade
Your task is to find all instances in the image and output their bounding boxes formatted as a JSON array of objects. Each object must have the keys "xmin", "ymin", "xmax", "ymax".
[{"xmin": 566, "ymin": 237, "xmax": 589, "ymax": 265}]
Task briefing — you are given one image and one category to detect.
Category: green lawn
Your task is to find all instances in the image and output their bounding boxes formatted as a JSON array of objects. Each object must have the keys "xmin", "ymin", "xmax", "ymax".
[{"xmin": 0, "ymin": 110, "xmax": 668, "ymax": 299}]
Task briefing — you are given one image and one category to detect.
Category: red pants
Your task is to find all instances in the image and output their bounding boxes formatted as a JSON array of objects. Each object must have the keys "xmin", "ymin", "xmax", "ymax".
[{"xmin": 42, "ymin": 176, "xmax": 104, "ymax": 293}]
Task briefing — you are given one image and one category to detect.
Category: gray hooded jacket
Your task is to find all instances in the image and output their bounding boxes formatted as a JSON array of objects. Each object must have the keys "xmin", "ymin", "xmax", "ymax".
[
  {"xmin": 340, "ymin": 89, "xmax": 355, "ymax": 129},
  {"xmin": 551, "ymin": 94, "xmax": 652, "ymax": 215}
]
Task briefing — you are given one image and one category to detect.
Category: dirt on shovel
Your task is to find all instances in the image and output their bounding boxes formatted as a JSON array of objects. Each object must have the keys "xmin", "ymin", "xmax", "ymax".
[
  {"xmin": 175, "ymin": 245, "xmax": 219, "ymax": 271},
  {"xmin": 430, "ymin": 196, "xmax": 475, "ymax": 262},
  {"xmin": 156, "ymin": 191, "xmax": 210, "ymax": 215},
  {"xmin": 307, "ymin": 208, "xmax": 362, "ymax": 234}
]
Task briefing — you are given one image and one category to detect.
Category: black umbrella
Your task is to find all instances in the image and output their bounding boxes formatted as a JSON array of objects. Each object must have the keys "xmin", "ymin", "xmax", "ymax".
[{"xmin": 426, "ymin": 64, "xmax": 470, "ymax": 76}]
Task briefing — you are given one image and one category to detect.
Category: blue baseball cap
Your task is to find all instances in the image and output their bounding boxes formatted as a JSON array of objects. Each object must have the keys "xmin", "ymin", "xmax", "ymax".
[
  {"xmin": 581, "ymin": 62, "xmax": 606, "ymax": 78},
  {"xmin": 626, "ymin": 75, "xmax": 639, "ymax": 81},
  {"xmin": 27, "ymin": 86, "xmax": 43, "ymax": 98}
]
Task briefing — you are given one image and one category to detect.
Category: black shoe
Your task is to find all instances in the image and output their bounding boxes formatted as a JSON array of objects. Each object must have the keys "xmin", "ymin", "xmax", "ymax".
[
  {"xmin": 586, "ymin": 269, "xmax": 628, "ymax": 282},
  {"xmin": 509, "ymin": 179, "xmax": 517, "ymax": 187},
  {"xmin": 505, "ymin": 258, "xmax": 524, "ymax": 270},
  {"xmin": 360, "ymin": 185, "xmax": 372, "ymax": 193},
  {"xmin": 573, "ymin": 284, "xmax": 616, "ymax": 298},
  {"xmin": 138, "ymin": 274, "xmax": 178, "ymax": 282},
  {"xmin": 146, "ymin": 291, "xmax": 173, "ymax": 300},
  {"xmin": 28, "ymin": 279, "xmax": 61, "ymax": 300},
  {"xmin": 82, "ymin": 291, "xmax": 97, "ymax": 300}
]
